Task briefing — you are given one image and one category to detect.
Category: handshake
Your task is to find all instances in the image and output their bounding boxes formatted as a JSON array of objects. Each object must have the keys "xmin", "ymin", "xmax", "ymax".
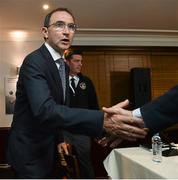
[
  {"xmin": 58, "ymin": 99, "xmax": 149, "ymax": 154},
  {"xmin": 100, "ymin": 99, "xmax": 148, "ymax": 148}
]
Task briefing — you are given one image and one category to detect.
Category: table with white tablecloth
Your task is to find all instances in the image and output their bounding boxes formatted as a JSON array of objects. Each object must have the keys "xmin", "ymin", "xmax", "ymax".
[{"xmin": 103, "ymin": 146, "xmax": 178, "ymax": 179}]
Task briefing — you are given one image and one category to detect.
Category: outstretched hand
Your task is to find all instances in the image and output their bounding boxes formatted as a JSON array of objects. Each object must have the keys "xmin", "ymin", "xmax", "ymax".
[{"xmin": 102, "ymin": 99, "xmax": 148, "ymax": 145}]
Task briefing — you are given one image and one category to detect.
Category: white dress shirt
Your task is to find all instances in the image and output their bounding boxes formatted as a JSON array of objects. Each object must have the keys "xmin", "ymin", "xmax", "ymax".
[
  {"xmin": 69, "ymin": 75, "xmax": 79, "ymax": 93},
  {"xmin": 44, "ymin": 42, "xmax": 64, "ymax": 68}
]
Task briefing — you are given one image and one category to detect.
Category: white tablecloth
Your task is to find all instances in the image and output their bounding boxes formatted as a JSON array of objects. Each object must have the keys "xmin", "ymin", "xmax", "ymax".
[{"xmin": 103, "ymin": 146, "xmax": 178, "ymax": 179}]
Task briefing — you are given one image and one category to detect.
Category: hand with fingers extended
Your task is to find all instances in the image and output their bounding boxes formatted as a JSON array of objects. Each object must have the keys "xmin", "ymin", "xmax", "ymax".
[{"xmin": 102, "ymin": 99, "xmax": 148, "ymax": 146}]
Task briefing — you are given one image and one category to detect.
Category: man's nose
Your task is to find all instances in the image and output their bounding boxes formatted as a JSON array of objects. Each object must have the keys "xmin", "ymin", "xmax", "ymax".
[{"xmin": 62, "ymin": 26, "xmax": 70, "ymax": 33}]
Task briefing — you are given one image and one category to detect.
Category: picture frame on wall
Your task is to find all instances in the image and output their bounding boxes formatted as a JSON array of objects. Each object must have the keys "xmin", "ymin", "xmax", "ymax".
[{"xmin": 4, "ymin": 76, "xmax": 18, "ymax": 114}]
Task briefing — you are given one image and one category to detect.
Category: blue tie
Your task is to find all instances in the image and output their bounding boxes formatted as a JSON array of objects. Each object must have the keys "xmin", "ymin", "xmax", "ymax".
[{"xmin": 56, "ymin": 58, "xmax": 66, "ymax": 100}]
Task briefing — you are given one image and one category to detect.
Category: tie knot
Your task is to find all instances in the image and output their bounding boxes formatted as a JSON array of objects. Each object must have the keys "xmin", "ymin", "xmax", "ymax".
[
  {"xmin": 56, "ymin": 58, "xmax": 64, "ymax": 67},
  {"xmin": 71, "ymin": 77, "xmax": 75, "ymax": 83}
]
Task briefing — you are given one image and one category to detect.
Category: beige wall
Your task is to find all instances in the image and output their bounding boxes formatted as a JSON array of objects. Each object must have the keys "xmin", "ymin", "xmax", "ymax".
[
  {"xmin": 81, "ymin": 51, "xmax": 151, "ymax": 108},
  {"xmin": 0, "ymin": 41, "xmax": 42, "ymax": 127}
]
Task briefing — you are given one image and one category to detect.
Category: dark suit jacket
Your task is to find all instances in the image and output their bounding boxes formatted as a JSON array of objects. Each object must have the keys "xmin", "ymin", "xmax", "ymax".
[
  {"xmin": 69, "ymin": 73, "xmax": 99, "ymax": 110},
  {"xmin": 141, "ymin": 85, "xmax": 178, "ymax": 134},
  {"xmin": 7, "ymin": 44, "xmax": 103, "ymax": 178},
  {"xmin": 64, "ymin": 74, "xmax": 99, "ymax": 178}
]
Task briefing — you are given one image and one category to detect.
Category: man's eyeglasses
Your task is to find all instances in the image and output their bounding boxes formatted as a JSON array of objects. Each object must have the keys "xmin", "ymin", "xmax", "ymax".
[{"xmin": 47, "ymin": 21, "xmax": 77, "ymax": 32}]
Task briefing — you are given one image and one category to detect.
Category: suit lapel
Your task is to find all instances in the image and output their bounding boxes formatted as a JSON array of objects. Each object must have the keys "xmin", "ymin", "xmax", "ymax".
[
  {"xmin": 39, "ymin": 44, "xmax": 70, "ymax": 104},
  {"xmin": 76, "ymin": 73, "xmax": 83, "ymax": 90},
  {"xmin": 39, "ymin": 45, "xmax": 65, "ymax": 102}
]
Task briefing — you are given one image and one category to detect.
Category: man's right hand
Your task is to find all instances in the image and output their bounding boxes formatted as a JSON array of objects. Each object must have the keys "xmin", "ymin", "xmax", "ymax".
[{"xmin": 103, "ymin": 99, "xmax": 148, "ymax": 142}]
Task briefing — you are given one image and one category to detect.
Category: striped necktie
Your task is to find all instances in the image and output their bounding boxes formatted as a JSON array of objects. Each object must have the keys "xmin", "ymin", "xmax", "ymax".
[{"xmin": 56, "ymin": 58, "xmax": 66, "ymax": 100}]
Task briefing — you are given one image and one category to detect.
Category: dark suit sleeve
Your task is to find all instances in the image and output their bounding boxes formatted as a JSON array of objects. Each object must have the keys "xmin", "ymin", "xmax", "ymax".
[
  {"xmin": 140, "ymin": 85, "xmax": 178, "ymax": 134},
  {"xmin": 20, "ymin": 54, "xmax": 103, "ymax": 137},
  {"xmin": 56, "ymin": 130, "xmax": 64, "ymax": 143}
]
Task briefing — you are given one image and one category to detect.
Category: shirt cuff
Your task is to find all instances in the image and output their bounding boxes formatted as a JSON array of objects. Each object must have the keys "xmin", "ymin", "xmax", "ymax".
[{"xmin": 132, "ymin": 108, "xmax": 142, "ymax": 118}]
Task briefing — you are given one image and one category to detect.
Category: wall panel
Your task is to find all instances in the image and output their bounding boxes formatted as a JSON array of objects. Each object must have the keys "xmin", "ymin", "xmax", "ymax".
[
  {"xmin": 151, "ymin": 54, "xmax": 178, "ymax": 99},
  {"xmin": 81, "ymin": 49, "xmax": 151, "ymax": 108}
]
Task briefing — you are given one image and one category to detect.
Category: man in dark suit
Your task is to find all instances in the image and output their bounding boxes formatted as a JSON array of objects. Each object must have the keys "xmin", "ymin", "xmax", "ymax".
[
  {"xmin": 139, "ymin": 85, "xmax": 178, "ymax": 134},
  {"xmin": 7, "ymin": 7, "xmax": 147, "ymax": 178},
  {"xmin": 101, "ymin": 85, "xmax": 178, "ymax": 147},
  {"xmin": 61, "ymin": 49, "xmax": 99, "ymax": 178}
]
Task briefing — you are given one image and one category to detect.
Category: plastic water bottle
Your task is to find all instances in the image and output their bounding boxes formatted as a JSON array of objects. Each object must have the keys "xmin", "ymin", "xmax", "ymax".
[{"xmin": 152, "ymin": 133, "xmax": 162, "ymax": 163}]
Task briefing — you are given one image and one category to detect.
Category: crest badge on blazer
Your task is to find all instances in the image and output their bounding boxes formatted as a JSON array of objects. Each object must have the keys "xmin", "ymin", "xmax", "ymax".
[{"xmin": 79, "ymin": 82, "xmax": 86, "ymax": 90}]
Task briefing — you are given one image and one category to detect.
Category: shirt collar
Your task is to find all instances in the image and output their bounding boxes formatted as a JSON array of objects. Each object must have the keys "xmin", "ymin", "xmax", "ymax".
[
  {"xmin": 69, "ymin": 75, "xmax": 79, "ymax": 81},
  {"xmin": 44, "ymin": 42, "xmax": 64, "ymax": 61}
]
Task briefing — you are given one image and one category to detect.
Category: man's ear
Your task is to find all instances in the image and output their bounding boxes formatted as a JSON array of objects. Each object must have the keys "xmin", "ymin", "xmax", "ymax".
[{"xmin": 41, "ymin": 27, "xmax": 48, "ymax": 40}]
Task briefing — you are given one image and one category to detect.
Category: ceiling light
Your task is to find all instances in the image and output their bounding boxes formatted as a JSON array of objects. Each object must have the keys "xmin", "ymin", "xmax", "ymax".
[
  {"xmin": 9, "ymin": 30, "xmax": 27, "ymax": 41},
  {"xmin": 43, "ymin": 4, "xmax": 49, "ymax": 10}
]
